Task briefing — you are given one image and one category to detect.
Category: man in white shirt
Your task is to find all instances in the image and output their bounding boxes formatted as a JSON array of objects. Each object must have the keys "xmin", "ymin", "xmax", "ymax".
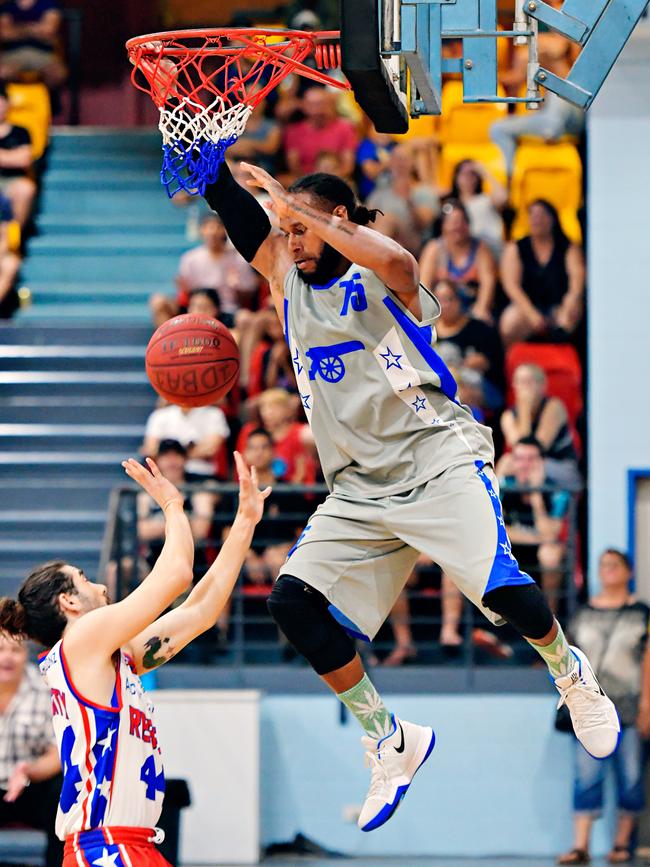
[{"xmin": 142, "ymin": 403, "xmax": 230, "ymax": 480}]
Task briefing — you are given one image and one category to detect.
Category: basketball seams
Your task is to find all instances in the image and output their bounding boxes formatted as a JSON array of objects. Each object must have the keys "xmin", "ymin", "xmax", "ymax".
[{"xmin": 145, "ymin": 357, "xmax": 239, "ymax": 369}]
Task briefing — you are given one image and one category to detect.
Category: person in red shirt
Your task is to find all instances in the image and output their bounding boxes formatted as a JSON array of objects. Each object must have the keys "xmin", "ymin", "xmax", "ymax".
[
  {"xmin": 283, "ymin": 87, "xmax": 358, "ymax": 180},
  {"xmin": 237, "ymin": 388, "xmax": 317, "ymax": 483}
]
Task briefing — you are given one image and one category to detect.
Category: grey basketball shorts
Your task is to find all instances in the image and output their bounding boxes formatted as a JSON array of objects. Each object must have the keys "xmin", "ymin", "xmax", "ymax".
[{"xmin": 281, "ymin": 460, "xmax": 534, "ymax": 640}]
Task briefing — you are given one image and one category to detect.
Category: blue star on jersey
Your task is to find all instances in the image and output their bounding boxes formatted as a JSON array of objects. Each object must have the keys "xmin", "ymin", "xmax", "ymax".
[
  {"xmin": 60, "ymin": 725, "xmax": 83, "ymax": 814},
  {"xmin": 379, "ymin": 347, "xmax": 403, "ymax": 370},
  {"xmin": 292, "ymin": 347, "xmax": 303, "ymax": 375},
  {"xmin": 412, "ymin": 396, "xmax": 427, "ymax": 413},
  {"xmin": 300, "ymin": 393, "xmax": 311, "ymax": 410}
]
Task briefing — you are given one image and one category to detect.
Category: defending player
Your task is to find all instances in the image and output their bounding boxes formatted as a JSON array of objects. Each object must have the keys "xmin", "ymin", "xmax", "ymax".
[
  {"xmin": 0, "ymin": 452, "xmax": 270, "ymax": 865},
  {"xmin": 203, "ymin": 160, "xmax": 619, "ymax": 832}
]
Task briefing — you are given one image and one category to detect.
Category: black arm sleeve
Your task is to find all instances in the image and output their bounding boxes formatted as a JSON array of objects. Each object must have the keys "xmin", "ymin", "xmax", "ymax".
[{"xmin": 203, "ymin": 161, "xmax": 272, "ymax": 263}]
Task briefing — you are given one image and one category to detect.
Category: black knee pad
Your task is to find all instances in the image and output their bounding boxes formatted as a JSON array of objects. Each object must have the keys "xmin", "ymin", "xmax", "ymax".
[
  {"xmin": 267, "ymin": 574, "xmax": 356, "ymax": 675},
  {"xmin": 482, "ymin": 582, "xmax": 554, "ymax": 640}
]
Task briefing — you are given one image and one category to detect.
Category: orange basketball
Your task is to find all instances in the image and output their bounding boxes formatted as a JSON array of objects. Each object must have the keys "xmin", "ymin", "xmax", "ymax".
[{"xmin": 145, "ymin": 314, "xmax": 239, "ymax": 407}]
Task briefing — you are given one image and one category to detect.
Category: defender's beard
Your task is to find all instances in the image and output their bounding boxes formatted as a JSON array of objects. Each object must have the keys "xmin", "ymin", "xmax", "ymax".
[{"xmin": 300, "ymin": 242, "xmax": 346, "ymax": 286}]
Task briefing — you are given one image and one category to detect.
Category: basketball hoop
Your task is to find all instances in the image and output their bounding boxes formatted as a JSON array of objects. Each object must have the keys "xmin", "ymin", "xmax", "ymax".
[{"xmin": 126, "ymin": 28, "xmax": 347, "ymax": 198}]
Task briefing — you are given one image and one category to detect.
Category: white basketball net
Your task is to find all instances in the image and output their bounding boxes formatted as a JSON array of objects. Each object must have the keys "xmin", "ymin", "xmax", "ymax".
[{"xmin": 158, "ymin": 96, "xmax": 253, "ymax": 152}]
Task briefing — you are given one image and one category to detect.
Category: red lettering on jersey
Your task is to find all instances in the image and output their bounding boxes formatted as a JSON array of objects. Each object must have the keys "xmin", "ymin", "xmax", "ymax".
[
  {"xmin": 51, "ymin": 688, "xmax": 68, "ymax": 719},
  {"xmin": 129, "ymin": 706, "xmax": 143, "ymax": 737},
  {"xmin": 128, "ymin": 706, "xmax": 158, "ymax": 749}
]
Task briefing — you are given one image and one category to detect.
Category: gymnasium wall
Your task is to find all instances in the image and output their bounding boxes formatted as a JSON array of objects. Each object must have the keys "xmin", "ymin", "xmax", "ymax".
[{"xmin": 587, "ymin": 22, "xmax": 650, "ymax": 589}]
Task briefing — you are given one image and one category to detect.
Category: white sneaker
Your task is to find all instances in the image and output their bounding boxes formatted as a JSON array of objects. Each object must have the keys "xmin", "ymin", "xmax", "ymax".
[
  {"xmin": 555, "ymin": 645, "xmax": 620, "ymax": 759},
  {"xmin": 357, "ymin": 715, "xmax": 435, "ymax": 832}
]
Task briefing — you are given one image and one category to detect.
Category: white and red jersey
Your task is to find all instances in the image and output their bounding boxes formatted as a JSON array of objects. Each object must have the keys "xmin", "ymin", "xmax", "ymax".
[{"xmin": 39, "ymin": 640, "xmax": 165, "ymax": 840}]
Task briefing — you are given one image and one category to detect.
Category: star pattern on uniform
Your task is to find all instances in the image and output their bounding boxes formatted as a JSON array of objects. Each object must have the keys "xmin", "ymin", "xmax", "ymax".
[
  {"xmin": 412, "ymin": 396, "xmax": 427, "ymax": 413},
  {"xmin": 97, "ymin": 727, "xmax": 116, "ymax": 757},
  {"xmin": 59, "ymin": 725, "xmax": 83, "ymax": 813},
  {"xmin": 497, "ymin": 515, "xmax": 505, "ymax": 527},
  {"xmin": 500, "ymin": 540, "xmax": 515, "ymax": 560},
  {"xmin": 292, "ymin": 347, "xmax": 303, "ymax": 375},
  {"xmin": 398, "ymin": 382, "xmax": 412, "ymax": 393},
  {"xmin": 379, "ymin": 347, "xmax": 403, "ymax": 370},
  {"xmin": 300, "ymin": 392, "xmax": 311, "ymax": 410},
  {"xmin": 96, "ymin": 776, "xmax": 112, "ymax": 802},
  {"xmin": 92, "ymin": 847, "xmax": 120, "ymax": 867},
  {"xmin": 488, "ymin": 487, "xmax": 500, "ymax": 500}
]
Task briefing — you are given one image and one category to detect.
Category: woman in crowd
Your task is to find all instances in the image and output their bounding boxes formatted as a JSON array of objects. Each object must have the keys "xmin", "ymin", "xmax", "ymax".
[
  {"xmin": 558, "ymin": 549, "xmax": 650, "ymax": 865},
  {"xmin": 420, "ymin": 199, "xmax": 497, "ymax": 322},
  {"xmin": 447, "ymin": 159, "xmax": 506, "ymax": 257},
  {"xmin": 499, "ymin": 199, "xmax": 585, "ymax": 347},
  {"xmin": 499, "ymin": 362, "xmax": 580, "ymax": 487}
]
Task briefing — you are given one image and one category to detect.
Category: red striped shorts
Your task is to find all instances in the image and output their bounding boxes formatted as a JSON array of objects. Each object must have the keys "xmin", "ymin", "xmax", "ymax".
[{"xmin": 63, "ymin": 826, "xmax": 171, "ymax": 866}]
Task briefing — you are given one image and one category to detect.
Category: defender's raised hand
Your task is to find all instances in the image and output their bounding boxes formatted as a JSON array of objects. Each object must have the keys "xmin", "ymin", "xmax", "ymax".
[
  {"xmin": 122, "ymin": 457, "xmax": 185, "ymax": 512},
  {"xmin": 233, "ymin": 450, "xmax": 272, "ymax": 526}
]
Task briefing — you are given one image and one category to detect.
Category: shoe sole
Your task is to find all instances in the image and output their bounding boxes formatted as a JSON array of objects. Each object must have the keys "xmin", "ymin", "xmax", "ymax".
[
  {"xmin": 571, "ymin": 647, "xmax": 621, "ymax": 761},
  {"xmin": 360, "ymin": 727, "xmax": 436, "ymax": 833}
]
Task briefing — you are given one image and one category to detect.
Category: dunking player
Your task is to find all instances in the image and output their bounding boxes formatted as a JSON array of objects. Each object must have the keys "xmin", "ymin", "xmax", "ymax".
[
  {"xmin": 0, "ymin": 453, "xmax": 269, "ymax": 865},
  {"xmin": 204, "ymin": 160, "xmax": 619, "ymax": 831}
]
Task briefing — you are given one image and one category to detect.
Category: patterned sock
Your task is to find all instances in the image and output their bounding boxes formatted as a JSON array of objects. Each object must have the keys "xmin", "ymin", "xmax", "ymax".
[
  {"xmin": 527, "ymin": 620, "xmax": 575, "ymax": 678},
  {"xmin": 337, "ymin": 674, "xmax": 394, "ymax": 739}
]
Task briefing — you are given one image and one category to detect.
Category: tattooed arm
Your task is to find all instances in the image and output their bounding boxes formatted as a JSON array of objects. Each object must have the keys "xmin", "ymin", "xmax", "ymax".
[
  {"xmin": 127, "ymin": 452, "xmax": 270, "ymax": 674},
  {"xmin": 240, "ymin": 162, "xmax": 420, "ymax": 304}
]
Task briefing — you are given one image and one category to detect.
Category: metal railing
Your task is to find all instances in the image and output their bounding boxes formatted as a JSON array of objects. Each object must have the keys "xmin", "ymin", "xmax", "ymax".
[{"xmin": 99, "ymin": 480, "xmax": 582, "ymax": 676}]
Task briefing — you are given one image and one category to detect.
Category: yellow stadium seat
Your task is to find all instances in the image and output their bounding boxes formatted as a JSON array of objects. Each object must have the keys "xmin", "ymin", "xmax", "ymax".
[
  {"xmin": 438, "ymin": 79, "xmax": 507, "ymax": 145},
  {"xmin": 6, "ymin": 219, "xmax": 20, "ymax": 253},
  {"xmin": 6, "ymin": 82, "xmax": 51, "ymax": 161},
  {"xmin": 438, "ymin": 141, "xmax": 508, "ymax": 191},
  {"xmin": 392, "ymin": 112, "xmax": 439, "ymax": 143},
  {"xmin": 510, "ymin": 142, "xmax": 583, "ymax": 243}
]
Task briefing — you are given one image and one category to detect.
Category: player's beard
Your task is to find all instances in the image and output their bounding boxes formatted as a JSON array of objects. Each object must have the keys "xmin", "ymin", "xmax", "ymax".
[{"xmin": 300, "ymin": 242, "xmax": 346, "ymax": 286}]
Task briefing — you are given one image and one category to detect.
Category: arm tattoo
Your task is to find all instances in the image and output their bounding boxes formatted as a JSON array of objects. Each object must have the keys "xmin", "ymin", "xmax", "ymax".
[
  {"xmin": 283, "ymin": 195, "xmax": 356, "ymax": 237},
  {"xmin": 142, "ymin": 635, "xmax": 174, "ymax": 670}
]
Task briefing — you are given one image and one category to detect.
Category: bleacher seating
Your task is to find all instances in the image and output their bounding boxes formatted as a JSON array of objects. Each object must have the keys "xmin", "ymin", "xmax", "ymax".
[
  {"xmin": 509, "ymin": 141, "xmax": 583, "ymax": 243},
  {"xmin": 7, "ymin": 82, "xmax": 51, "ymax": 162},
  {"xmin": 437, "ymin": 79, "xmax": 508, "ymax": 188}
]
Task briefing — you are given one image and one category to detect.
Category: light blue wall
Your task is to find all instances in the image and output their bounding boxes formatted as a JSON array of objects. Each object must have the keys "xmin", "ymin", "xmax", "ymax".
[
  {"xmin": 260, "ymin": 694, "xmax": 617, "ymax": 857},
  {"xmin": 588, "ymin": 23, "xmax": 650, "ymax": 582}
]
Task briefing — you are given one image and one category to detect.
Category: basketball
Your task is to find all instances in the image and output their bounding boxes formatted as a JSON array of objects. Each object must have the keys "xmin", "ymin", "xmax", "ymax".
[{"xmin": 145, "ymin": 313, "xmax": 240, "ymax": 407}]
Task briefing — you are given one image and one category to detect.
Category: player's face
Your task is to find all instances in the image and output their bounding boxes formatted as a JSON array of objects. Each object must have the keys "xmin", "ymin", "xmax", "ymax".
[
  {"xmin": 0, "ymin": 634, "xmax": 27, "ymax": 684},
  {"xmin": 285, "ymin": 193, "xmax": 345, "ymax": 285},
  {"xmin": 66, "ymin": 566, "xmax": 110, "ymax": 612}
]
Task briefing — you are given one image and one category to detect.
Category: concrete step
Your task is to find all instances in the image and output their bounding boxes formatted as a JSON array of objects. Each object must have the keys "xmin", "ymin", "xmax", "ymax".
[
  {"xmin": 0, "ymin": 511, "xmax": 106, "ymax": 540},
  {"xmin": 0, "ymin": 322, "xmax": 151, "ymax": 345},
  {"xmin": 1, "ymin": 398, "xmax": 155, "ymax": 425},
  {"xmin": 0, "ymin": 371, "xmax": 154, "ymax": 397},
  {"xmin": 28, "ymin": 288, "xmax": 155, "ymax": 306},
  {"xmin": 0, "ymin": 425, "xmax": 143, "ymax": 452},
  {"xmin": 0, "ymin": 481, "xmax": 114, "ymax": 510},
  {"xmin": 38, "ymin": 215, "xmax": 188, "ymax": 235},
  {"xmin": 43, "ymin": 170, "xmax": 164, "ymax": 191},
  {"xmin": 21, "ymin": 255, "xmax": 175, "ymax": 281},
  {"xmin": 40, "ymin": 188, "xmax": 171, "ymax": 216},
  {"xmin": 45, "ymin": 154, "xmax": 162, "ymax": 172},
  {"xmin": 0, "ymin": 345, "xmax": 146, "ymax": 370},
  {"xmin": 0, "ymin": 452, "xmax": 130, "ymax": 477},
  {"xmin": 28, "ymin": 236, "xmax": 190, "ymax": 255},
  {"xmin": 15, "ymin": 304, "xmax": 152, "ymax": 323},
  {"xmin": 50, "ymin": 128, "xmax": 160, "ymax": 152}
]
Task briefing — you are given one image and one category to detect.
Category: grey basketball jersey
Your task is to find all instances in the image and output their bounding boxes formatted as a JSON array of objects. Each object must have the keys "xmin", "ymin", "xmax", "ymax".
[{"xmin": 284, "ymin": 263, "xmax": 494, "ymax": 497}]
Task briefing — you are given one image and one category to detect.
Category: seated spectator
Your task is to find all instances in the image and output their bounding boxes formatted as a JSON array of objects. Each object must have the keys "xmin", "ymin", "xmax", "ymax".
[
  {"xmin": 137, "ymin": 439, "xmax": 216, "ymax": 573},
  {"xmin": 420, "ymin": 200, "xmax": 497, "ymax": 322},
  {"xmin": 0, "ymin": 189, "xmax": 20, "ymax": 318},
  {"xmin": 499, "ymin": 199, "xmax": 585, "ymax": 346},
  {"xmin": 499, "ymin": 436, "xmax": 569, "ymax": 613},
  {"xmin": 558, "ymin": 549, "xmax": 650, "ymax": 866},
  {"xmin": 149, "ymin": 213, "xmax": 258, "ymax": 330},
  {"xmin": 447, "ymin": 159, "xmax": 506, "ymax": 257},
  {"xmin": 500, "ymin": 362, "xmax": 580, "ymax": 487},
  {"xmin": 434, "ymin": 279, "xmax": 505, "ymax": 408},
  {"xmin": 227, "ymin": 98, "xmax": 281, "ymax": 175},
  {"xmin": 142, "ymin": 399, "xmax": 229, "ymax": 481},
  {"xmin": 284, "ymin": 86, "xmax": 358, "ymax": 180},
  {"xmin": 237, "ymin": 387, "xmax": 317, "ymax": 484},
  {"xmin": 247, "ymin": 307, "xmax": 296, "ymax": 398},
  {"xmin": 367, "ymin": 144, "xmax": 439, "ymax": 256},
  {"xmin": 0, "ymin": 0, "xmax": 67, "ymax": 89},
  {"xmin": 0, "ymin": 82, "xmax": 35, "ymax": 227},
  {"xmin": 355, "ymin": 114, "xmax": 395, "ymax": 200},
  {"xmin": 491, "ymin": 32, "xmax": 584, "ymax": 175},
  {"xmin": 0, "ymin": 634, "xmax": 62, "ymax": 866}
]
